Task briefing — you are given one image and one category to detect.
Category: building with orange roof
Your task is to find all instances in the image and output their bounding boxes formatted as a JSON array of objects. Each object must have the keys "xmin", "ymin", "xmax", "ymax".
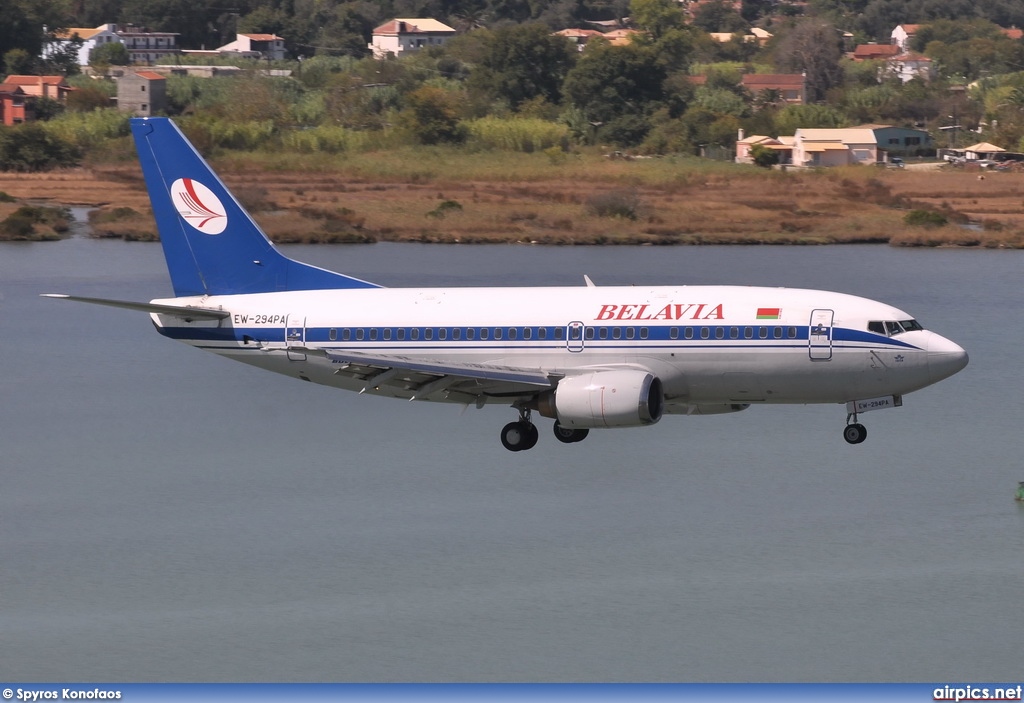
[
  {"xmin": 3, "ymin": 75, "xmax": 71, "ymax": 102},
  {"xmin": 117, "ymin": 71, "xmax": 166, "ymax": 116},
  {"xmin": 217, "ymin": 33, "xmax": 286, "ymax": 60},
  {"xmin": 851, "ymin": 43, "xmax": 901, "ymax": 61},
  {"xmin": 369, "ymin": 19, "xmax": 456, "ymax": 58},
  {"xmin": 0, "ymin": 83, "xmax": 29, "ymax": 125}
]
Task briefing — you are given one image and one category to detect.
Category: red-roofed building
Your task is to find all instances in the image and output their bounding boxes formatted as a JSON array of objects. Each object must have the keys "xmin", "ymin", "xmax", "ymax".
[
  {"xmin": 117, "ymin": 71, "xmax": 166, "ymax": 116},
  {"xmin": 741, "ymin": 74, "xmax": 806, "ymax": 104},
  {"xmin": 369, "ymin": 19, "xmax": 456, "ymax": 58},
  {"xmin": 217, "ymin": 33, "xmax": 286, "ymax": 60},
  {"xmin": 0, "ymin": 83, "xmax": 28, "ymax": 125},
  {"xmin": 4, "ymin": 75, "xmax": 71, "ymax": 102},
  {"xmin": 852, "ymin": 44, "xmax": 901, "ymax": 61},
  {"xmin": 553, "ymin": 28, "xmax": 603, "ymax": 51},
  {"xmin": 887, "ymin": 51, "xmax": 934, "ymax": 83}
]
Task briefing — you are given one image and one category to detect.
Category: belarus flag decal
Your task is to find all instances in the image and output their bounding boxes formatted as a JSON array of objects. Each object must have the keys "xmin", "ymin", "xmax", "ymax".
[{"xmin": 756, "ymin": 307, "xmax": 781, "ymax": 319}]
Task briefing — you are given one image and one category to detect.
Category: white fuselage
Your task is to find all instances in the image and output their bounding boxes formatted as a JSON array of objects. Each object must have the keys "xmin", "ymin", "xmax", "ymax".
[{"xmin": 151, "ymin": 284, "xmax": 968, "ymax": 412}]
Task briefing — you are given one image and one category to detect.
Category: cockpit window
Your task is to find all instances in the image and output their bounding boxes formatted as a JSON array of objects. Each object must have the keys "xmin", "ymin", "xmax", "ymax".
[{"xmin": 869, "ymin": 319, "xmax": 925, "ymax": 337}]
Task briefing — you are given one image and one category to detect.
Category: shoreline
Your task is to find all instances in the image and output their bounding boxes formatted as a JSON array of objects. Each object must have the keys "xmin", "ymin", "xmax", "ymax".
[{"xmin": 2, "ymin": 161, "xmax": 1023, "ymax": 248}]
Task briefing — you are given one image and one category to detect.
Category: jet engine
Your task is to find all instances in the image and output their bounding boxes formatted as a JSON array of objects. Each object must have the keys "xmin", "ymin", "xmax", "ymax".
[{"xmin": 536, "ymin": 370, "xmax": 663, "ymax": 428}]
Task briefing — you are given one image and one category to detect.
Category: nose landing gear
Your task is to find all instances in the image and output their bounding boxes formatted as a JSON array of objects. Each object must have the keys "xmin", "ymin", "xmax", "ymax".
[{"xmin": 843, "ymin": 409, "xmax": 867, "ymax": 445}]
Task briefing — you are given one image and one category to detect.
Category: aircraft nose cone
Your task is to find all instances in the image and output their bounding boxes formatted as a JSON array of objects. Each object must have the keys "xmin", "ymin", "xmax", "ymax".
[{"xmin": 927, "ymin": 333, "xmax": 968, "ymax": 382}]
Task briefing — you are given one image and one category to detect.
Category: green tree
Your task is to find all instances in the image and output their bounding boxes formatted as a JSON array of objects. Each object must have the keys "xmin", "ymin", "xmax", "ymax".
[
  {"xmin": 467, "ymin": 23, "xmax": 577, "ymax": 111},
  {"xmin": 89, "ymin": 42, "xmax": 130, "ymax": 76},
  {"xmin": 774, "ymin": 18, "xmax": 845, "ymax": 103},
  {"xmin": 630, "ymin": 0, "xmax": 686, "ymax": 40},
  {"xmin": 562, "ymin": 40, "xmax": 668, "ymax": 125},
  {"xmin": 2, "ymin": 48, "xmax": 35, "ymax": 75},
  {"xmin": 400, "ymin": 86, "xmax": 468, "ymax": 145},
  {"xmin": 749, "ymin": 142, "xmax": 779, "ymax": 167}
]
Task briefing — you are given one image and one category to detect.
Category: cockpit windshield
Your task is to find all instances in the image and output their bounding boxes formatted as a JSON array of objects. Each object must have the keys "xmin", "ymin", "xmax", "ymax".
[{"xmin": 868, "ymin": 319, "xmax": 924, "ymax": 337}]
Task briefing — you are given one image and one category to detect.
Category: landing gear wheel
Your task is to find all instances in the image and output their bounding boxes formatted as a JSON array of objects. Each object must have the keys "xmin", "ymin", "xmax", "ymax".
[
  {"xmin": 553, "ymin": 421, "xmax": 590, "ymax": 444},
  {"xmin": 501, "ymin": 421, "xmax": 538, "ymax": 452},
  {"xmin": 843, "ymin": 423, "xmax": 867, "ymax": 445}
]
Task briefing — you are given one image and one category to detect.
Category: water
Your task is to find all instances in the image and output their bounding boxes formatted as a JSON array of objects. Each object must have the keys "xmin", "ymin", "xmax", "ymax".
[{"xmin": 1, "ymin": 236, "xmax": 1021, "ymax": 682}]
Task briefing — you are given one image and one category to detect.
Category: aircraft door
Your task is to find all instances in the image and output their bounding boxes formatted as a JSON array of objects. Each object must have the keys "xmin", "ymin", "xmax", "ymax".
[
  {"xmin": 808, "ymin": 309, "xmax": 833, "ymax": 360},
  {"xmin": 566, "ymin": 321, "xmax": 585, "ymax": 353},
  {"xmin": 285, "ymin": 314, "xmax": 306, "ymax": 361}
]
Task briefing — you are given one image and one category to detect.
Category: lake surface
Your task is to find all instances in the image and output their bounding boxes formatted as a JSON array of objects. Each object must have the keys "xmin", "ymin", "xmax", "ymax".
[{"xmin": 2, "ymin": 236, "xmax": 1021, "ymax": 682}]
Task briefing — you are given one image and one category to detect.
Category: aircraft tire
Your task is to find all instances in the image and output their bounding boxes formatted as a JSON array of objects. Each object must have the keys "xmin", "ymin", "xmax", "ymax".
[
  {"xmin": 843, "ymin": 423, "xmax": 867, "ymax": 445},
  {"xmin": 553, "ymin": 422, "xmax": 589, "ymax": 444},
  {"xmin": 501, "ymin": 421, "xmax": 538, "ymax": 451}
]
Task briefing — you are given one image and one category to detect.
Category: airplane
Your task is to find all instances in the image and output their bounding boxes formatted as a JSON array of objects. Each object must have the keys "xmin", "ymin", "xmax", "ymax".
[{"xmin": 45, "ymin": 117, "xmax": 968, "ymax": 451}]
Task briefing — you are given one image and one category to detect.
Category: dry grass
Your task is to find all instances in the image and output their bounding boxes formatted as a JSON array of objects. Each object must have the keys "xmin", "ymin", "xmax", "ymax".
[{"xmin": 2, "ymin": 154, "xmax": 1023, "ymax": 247}]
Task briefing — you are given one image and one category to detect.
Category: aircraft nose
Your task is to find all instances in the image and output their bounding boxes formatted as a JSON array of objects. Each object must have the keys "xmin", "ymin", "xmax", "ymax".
[{"xmin": 927, "ymin": 332, "xmax": 968, "ymax": 382}]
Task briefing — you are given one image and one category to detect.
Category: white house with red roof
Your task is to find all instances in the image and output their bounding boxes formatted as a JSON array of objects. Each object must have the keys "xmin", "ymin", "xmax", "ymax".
[
  {"xmin": 217, "ymin": 33, "xmax": 286, "ymax": 60},
  {"xmin": 369, "ymin": 19, "xmax": 456, "ymax": 58}
]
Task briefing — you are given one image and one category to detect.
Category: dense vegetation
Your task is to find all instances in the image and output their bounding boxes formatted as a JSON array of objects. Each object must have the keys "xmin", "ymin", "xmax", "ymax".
[{"xmin": 4, "ymin": 0, "xmax": 1024, "ymax": 170}]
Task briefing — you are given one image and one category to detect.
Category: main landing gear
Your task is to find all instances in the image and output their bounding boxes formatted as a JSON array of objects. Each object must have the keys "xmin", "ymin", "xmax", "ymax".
[
  {"xmin": 843, "ymin": 410, "xmax": 867, "ymax": 445},
  {"xmin": 500, "ymin": 409, "xmax": 590, "ymax": 451}
]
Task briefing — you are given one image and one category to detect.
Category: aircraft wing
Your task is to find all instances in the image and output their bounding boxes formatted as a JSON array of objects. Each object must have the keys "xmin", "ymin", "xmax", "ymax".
[{"xmin": 309, "ymin": 348, "xmax": 561, "ymax": 401}]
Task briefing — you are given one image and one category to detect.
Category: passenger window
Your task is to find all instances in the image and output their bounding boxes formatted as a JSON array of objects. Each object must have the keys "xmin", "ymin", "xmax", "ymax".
[
  {"xmin": 787, "ymin": 327, "xmax": 797, "ymax": 339},
  {"xmin": 599, "ymin": 328, "xmax": 608, "ymax": 340},
  {"xmin": 411, "ymin": 329, "xmax": 419, "ymax": 341},
  {"xmin": 744, "ymin": 327, "xmax": 753, "ymax": 339},
  {"xmin": 684, "ymin": 327, "xmax": 694, "ymax": 340},
  {"xmin": 626, "ymin": 327, "xmax": 635, "ymax": 340},
  {"xmin": 342, "ymin": 329, "xmax": 351, "ymax": 341},
  {"xmin": 640, "ymin": 327, "xmax": 648, "ymax": 340},
  {"xmin": 452, "ymin": 328, "xmax": 460, "ymax": 340},
  {"xmin": 773, "ymin": 327, "xmax": 782, "ymax": 339},
  {"xmin": 701, "ymin": 327, "xmax": 710, "ymax": 340},
  {"xmin": 383, "ymin": 328, "xmax": 391, "ymax": 341},
  {"xmin": 538, "ymin": 328, "xmax": 547, "ymax": 340},
  {"xmin": 369, "ymin": 329, "xmax": 378, "ymax": 341},
  {"xmin": 554, "ymin": 328, "xmax": 564, "ymax": 340},
  {"xmin": 425, "ymin": 329, "xmax": 433, "ymax": 341},
  {"xmin": 480, "ymin": 328, "xmax": 488, "ymax": 340},
  {"xmin": 356, "ymin": 329, "xmax": 365, "ymax": 341},
  {"xmin": 439, "ymin": 329, "xmax": 448, "ymax": 340},
  {"xmin": 329, "ymin": 328, "xmax": 337, "ymax": 341},
  {"xmin": 524, "ymin": 328, "xmax": 533, "ymax": 340},
  {"xmin": 466, "ymin": 328, "xmax": 474, "ymax": 340},
  {"xmin": 585, "ymin": 328, "xmax": 595, "ymax": 340},
  {"xmin": 613, "ymin": 328, "xmax": 622, "ymax": 340},
  {"xmin": 669, "ymin": 327, "xmax": 679, "ymax": 340},
  {"xmin": 508, "ymin": 328, "xmax": 517, "ymax": 340},
  {"xmin": 729, "ymin": 327, "xmax": 738, "ymax": 339},
  {"xmin": 715, "ymin": 328, "xmax": 725, "ymax": 340}
]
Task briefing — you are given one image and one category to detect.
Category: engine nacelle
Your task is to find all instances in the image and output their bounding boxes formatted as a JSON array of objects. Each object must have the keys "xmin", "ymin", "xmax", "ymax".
[{"xmin": 538, "ymin": 370, "xmax": 664, "ymax": 428}]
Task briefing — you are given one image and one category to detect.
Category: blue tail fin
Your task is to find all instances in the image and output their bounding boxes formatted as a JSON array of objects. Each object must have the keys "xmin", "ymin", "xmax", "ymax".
[{"xmin": 131, "ymin": 117, "xmax": 379, "ymax": 297}]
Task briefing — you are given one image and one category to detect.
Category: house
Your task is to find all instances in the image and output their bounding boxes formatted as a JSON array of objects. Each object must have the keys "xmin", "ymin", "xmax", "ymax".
[
  {"xmin": 369, "ymin": 19, "xmax": 456, "ymax": 58},
  {"xmin": 43, "ymin": 23, "xmax": 179, "ymax": 66},
  {"xmin": 963, "ymin": 142, "xmax": 1005, "ymax": 161},
  {"xmin": 553, "ymin": 28, "xmax": 602, "ymax": 51},
  {"xmin": 118, "ymin": 26, "xmax": 179, "ymax": 65},
  {"xmin": 708, "ymin": 28, "xmax": 773, "ymax": 45},
  {"xmin": 852, "ymin": 43, "xmax": 900, "ymax": 61},
  {"xmin": 741, "ymin": 74, "xmax": 806, "ymax": 104},
  {"xmin": 864, "ymin": 124, "xmax": 933, "ymax": 156},
  {"xmin": 886, "ymin": 51, "xmax": 934, "ymax": 83},
  {"xmin": 891, "ymin": 24, "xmax": 921, "ymax": 51},
  {"xmin": 3, "ymin": 75, "xmax": 72, "ymax": 102},
  {"xmin": 735, "ymin": 133, "xmax": 793, "ymax": 164},
  {"xmin": 0, "ymin": 83, "xmax": 28, "ymax": 125},
  {"xmin": 117, "ymin": 71, "xmax": 166, "ymax": 116},
  {"xmin": 43, "ymin": 23, "xmax": 121, "ymax": 66},
  {"xmin": 215, "ymin": 33, "xmax": 286, "ymax": 60},
  {"xmin": 792, "ymin": 128, "xmax": 879, "ymax": 167},
  {"xmin": 603, "ymin": 28, "xmax": 641, "ymax": 46},
  {"xmin": 689, "ymin": 73, "xmax": 806, "ymax": 105}
]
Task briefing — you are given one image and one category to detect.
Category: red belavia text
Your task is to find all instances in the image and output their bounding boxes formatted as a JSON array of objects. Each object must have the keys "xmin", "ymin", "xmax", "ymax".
[{"xmin": 595, "ymin": 303, "xmax": 725, "ymax": 321}]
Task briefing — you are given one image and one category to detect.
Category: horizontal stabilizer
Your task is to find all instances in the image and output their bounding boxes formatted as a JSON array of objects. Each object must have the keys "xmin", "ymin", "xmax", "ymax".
[{"xmin": 42, "ymin": 294, "xmax": 230, "ymax": 320}]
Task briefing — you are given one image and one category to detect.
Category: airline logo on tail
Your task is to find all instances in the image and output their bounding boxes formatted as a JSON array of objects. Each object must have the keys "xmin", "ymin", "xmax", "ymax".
[{"xmin": 171, "ymin": 178, "xmax": 227, "ymax": 235}]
